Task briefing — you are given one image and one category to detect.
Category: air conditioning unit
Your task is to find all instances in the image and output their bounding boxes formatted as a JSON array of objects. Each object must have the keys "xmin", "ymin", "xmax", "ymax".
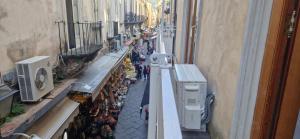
[
  {"xmin": 16, "ymin": 56, "xmax": 54, "ymax": 102},
  {"xmin": 174, "ymin": 64, "xmax": 207, "ymax": 131}
]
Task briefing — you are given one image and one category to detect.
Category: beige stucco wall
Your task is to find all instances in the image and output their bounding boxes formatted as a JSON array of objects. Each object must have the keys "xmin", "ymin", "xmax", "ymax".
[
  {"xmin": 0, "ymin": 0, "xmax": 128, "ymax": 74},
  {"xmin": 173, "ymin": 0, "xmax": 186, "ymax": 64},
  {"xmin": 0, "ymin": 0, "xmax": 64, "ymax": 74},
  {"xmin": 194, "ymin": 0, "xmax": 249, "ymax": 139}
]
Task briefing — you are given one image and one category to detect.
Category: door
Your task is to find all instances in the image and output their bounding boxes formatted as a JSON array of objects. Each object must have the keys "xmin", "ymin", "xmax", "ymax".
[
  {"xmin": 275, "ymin": 11, "xmax": 300, "ymax": 139},
  {"xmin": 251, "ymin": 0, "xmax": 300, "ymax": 138},
  {"xmin": 66, "ymin": 0, "xmax": 76, "ymax": 49}
]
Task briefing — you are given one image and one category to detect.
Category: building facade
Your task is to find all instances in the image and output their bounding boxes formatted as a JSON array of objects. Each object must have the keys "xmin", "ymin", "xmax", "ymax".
[
  {"xmin": 0, "ymin": 0, "xmax": 156, "ymax": 75},
  {"xmin": 173, "ymin": 1, "xmax": 248, "ymax": 138},
  {"xmin": 171, "ymin": 0, "xmax": 300, "ymax": 139},
  {"xmin": 0, "ymin": 0, "xmax": 157, "ymax": 138}
]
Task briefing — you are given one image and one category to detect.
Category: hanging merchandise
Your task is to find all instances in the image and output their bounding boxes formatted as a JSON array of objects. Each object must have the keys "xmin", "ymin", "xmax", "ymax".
[
  {"xmin": 69, "ymin": 91, "xmax": 91, "ymax": 104},
  {"xmin": 65, "ymin": 56, "xmax": 131, "ymax": 139},
  {"xmin": 123, "ymin": 56, "xmax": 137, "ymax": 83}
]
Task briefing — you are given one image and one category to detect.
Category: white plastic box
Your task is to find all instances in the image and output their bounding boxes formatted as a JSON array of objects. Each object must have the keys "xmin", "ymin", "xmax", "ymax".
[{"xmin": 174, "ymin": 64, "xmax": 207, "ymax": 131}]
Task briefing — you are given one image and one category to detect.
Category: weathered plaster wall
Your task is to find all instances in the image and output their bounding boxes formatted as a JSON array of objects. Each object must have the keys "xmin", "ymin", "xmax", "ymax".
[
  {"xmin": 194, "ymin": 0, "xmax": 249, "ymax": 138},
  {"xmin": 0, "ymin": 0, "xmax": 64, "ymax": 74},
  {"xmin": 74, "ymin": 0, "xmax": 96, "ymax": 22},
  {"xmin": 0, "ymin": 0, "xmax": 127, "ymax": 74},
  {"xmin": 173, "ymin": 0, "xmax": 187, "ymax": 64}
]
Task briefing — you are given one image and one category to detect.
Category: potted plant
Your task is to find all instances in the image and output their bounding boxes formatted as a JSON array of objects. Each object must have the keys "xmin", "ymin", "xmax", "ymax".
[{"xmin": 0, "ymin": 86, "xmax": 19, "ymax": 126}]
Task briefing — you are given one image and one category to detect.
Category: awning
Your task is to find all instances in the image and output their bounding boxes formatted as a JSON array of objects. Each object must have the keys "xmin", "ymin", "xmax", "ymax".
[
  {"xmin": 70, "ymin": 47, "xmax": 130, "ymax": 101},
  {"xmin": 25, "ymin": 98, "xmax": 79, "ymax": 139},
  {"xmin": 24, "ymin": 48, "xmax": 131, "ymax": 138},
  {"xmin": 0, "ymin": 79, "xmax": 75, "ymax": 138},
  {"xmin": 1, "ymin": 48, "xmax": 131, "ymax": 138}
]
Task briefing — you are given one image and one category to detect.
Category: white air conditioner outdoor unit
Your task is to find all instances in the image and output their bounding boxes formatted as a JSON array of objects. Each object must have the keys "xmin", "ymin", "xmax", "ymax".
[
  {"xmin": 175, "ymin": 64, "xmax": 207, "ymax": 131},
  {"xmin": 16, "ymin": 56, "xmax": 54, "ymax": 102}
]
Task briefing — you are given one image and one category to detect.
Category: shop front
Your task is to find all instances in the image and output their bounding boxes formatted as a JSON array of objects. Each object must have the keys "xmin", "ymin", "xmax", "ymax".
[
  {"xmin": 24, "ymin": 47, "xmax": 136, "ymax": 139},
  {"xmin": 66, "ymin": 55, "xmax": 135, "ymax": 139}
]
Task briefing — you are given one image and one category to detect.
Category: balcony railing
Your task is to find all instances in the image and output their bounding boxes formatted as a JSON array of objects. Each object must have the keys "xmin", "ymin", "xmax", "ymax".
[
  {"xmin": 148, "ymin": 30, "xmax": 182, "ymax": 139},
  {"xmin": 56, "ymin": 21, "xmax": 103, "ymax": 61},
  {"xmin": 124, "ymin": 12, "xmax": 147, "ymax": 25}
]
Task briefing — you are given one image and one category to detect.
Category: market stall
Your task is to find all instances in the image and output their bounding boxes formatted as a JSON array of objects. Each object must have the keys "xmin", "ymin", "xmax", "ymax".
[
  {"xmin": 65, "ymin": 54, "xmax": 136, "ymax": 139},
  {"xmin": 8, "ymin": 47, "xmax": 134, "ymax": 139}
]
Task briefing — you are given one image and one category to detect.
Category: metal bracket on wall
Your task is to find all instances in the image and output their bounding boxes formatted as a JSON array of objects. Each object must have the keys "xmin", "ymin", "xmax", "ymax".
[{"xmin": 287, "ymin": 10, "xmax": 297, "ymax": 38}]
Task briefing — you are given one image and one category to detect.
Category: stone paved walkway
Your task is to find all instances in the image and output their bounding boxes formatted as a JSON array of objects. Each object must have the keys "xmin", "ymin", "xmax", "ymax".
[
  {"xmin": 114, "ymin": 78, "xmax": 148, "ymax": 139},
  {"xmin": 115, "ymin": 42, "xmax": 149, "ymax": 139}
]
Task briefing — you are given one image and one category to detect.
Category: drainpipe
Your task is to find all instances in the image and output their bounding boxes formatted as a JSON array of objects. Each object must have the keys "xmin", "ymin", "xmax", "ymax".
[
  {"xmin": 161, "ymin": 0, "xmax": 165, "ymax": 28},
  {"xmin": 171, "ymin": 0, "xmax": 177, "ymax": 66},
  {"xmin": 184, "ymin": 0, "xmax": 192, "ymax": 63},
  {"xmin": 188, "ymin": 0, "xmax": 198, "ymax": 64}
]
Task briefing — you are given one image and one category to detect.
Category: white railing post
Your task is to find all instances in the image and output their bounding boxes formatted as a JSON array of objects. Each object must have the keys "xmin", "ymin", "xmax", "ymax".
[
  {"xmin": 148, "ymin": 63, "xmax": 161, "ymax": 139},
  {"xmin": 161, "ymin": 68, "xmax": 182, "ymax": 139},
  {"xmin": 148, "ymin": 30, "xmax": 182, "ymax": 139}
]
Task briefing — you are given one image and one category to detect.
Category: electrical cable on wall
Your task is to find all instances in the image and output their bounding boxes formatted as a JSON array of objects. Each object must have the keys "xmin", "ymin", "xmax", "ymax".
[
  {"xmin": 202, "ymin": 93, "xmax": 215, "ymax": 125},
  {"xmin": 12, "ymin": 133, "xmax": 41, "ymax": 139}
]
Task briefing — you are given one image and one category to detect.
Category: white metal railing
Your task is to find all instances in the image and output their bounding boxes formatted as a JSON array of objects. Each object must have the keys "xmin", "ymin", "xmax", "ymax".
[
  {"xmin": 148, "ymin": 31, "xmax": 182, "ymax": 139},
  {"xmin": 161, "ymin": 69, "xmax": 182, "ymax": 139}
]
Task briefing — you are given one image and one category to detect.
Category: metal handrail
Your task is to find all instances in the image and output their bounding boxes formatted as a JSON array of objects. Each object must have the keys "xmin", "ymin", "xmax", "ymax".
[
  {"xmin": 55, "ymin": 21, "xmax": 103, "ymax": 59},
  {"xmin": 161, "ymin": 69, "xmax": 182, "ymax": 139},
  {"xmin": 148, "ymin": 31, "xmax": 182, "ymax": 139},
  {"xmin": 124, "ymin": 12, "xmax": 147, "ymax": 24}
]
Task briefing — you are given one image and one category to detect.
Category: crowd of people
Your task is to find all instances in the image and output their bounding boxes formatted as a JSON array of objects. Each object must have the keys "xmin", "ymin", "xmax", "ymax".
[
  {"xmin": 131, "ymin": 38, "xmax": 153, "ymax": 81},
  {"xmin": 135, "ymin": 64, "xmax": 150, "ymax": 80}
]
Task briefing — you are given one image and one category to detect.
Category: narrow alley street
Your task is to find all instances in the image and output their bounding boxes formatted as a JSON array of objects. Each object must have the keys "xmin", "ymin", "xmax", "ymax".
[
  {"xmin": 114, "ymin": 43, "xmax": 150, "ymax": 139},
  {"xmin": 114, "ymin": 80, "xmax": 148, "ymax": 139}
]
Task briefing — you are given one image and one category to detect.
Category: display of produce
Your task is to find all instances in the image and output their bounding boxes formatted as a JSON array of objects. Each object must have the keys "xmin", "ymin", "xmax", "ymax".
[
  {"xmin": 123, "ymin": 56, "xmax": 136, "ymax": 80},
  {"xmin": 66, "ymin": 56, "xmax": 133, "ymax": 139}
]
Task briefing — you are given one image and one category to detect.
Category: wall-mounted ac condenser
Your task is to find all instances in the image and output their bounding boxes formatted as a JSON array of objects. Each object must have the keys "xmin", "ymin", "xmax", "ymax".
[
  {"xmin": 174, "ymin": 64, "xmax": 207, "ymax": 131},
  {"xmin": 16, "ymin": 56, "xmax": 54, "ymax": 102}
]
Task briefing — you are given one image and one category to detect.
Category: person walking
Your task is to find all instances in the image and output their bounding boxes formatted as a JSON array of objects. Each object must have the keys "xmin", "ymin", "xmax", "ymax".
[
  {"xmin": 138, "ymin": 64, "xmax": 143, "ymax": 79},
  {"xmin": 136, "ymin": 64, "xmax": 141, "ymax": 79},
  {"xmin": 145, "ymin": 106, "xmax": 149, "ymax": 123},
  {"xmin": 146, "ymin": 65, "xmax": 151, "ymax": 79},
  {"xmin": 143, "ymin": 65, "xmax": 147, "ymax": 80}
]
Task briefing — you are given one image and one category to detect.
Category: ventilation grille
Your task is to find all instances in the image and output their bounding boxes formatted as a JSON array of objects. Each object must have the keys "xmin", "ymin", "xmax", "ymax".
[
  {"xmin": 17, "ymin": 64, "xmax": 23, "ymax": 75},
  {"xmin": 187, "ymin": 98, "xmax": 196, "ymax": 105},
  {"xmin": 19, "ymin": 77, "xmax": 27, "ymax": 100},
  {"xmin": 18, "ymin": 64, "xmax": 33, "ymax": 100}
]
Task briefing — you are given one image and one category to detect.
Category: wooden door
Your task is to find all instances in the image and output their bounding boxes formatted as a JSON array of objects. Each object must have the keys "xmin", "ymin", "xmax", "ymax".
[
  {"xmin": 251, "ymin": 0, "xmax": 300, "ymax": 139},
  {"xmin": 274, "ymin": 11, "xmax": 300, "ymax": 139}
]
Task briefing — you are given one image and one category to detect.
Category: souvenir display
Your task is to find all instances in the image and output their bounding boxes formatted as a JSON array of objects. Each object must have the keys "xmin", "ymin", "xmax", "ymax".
[
  {"xmin": 66, "ymin": 56, "xmax": 132, "ymax": 139},
  {"xmin": 123, "ymin": 56, "xmax": 136, "ymax": 81}
]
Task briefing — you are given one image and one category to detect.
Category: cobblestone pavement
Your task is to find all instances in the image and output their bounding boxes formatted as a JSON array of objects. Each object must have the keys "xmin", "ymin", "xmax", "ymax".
[
  {"xmin": 115, "ymin": 43, "xmax": 149, "ymax": 139},
  {"xmin": 114, "ymin": 80, "xmax": 148, "ymax": 139}
]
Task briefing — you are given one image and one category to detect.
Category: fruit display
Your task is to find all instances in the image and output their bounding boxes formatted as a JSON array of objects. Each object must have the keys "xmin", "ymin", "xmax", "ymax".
[{"xmin": 123, "ymin": 56, "xmax": 136, "ymax": 80}]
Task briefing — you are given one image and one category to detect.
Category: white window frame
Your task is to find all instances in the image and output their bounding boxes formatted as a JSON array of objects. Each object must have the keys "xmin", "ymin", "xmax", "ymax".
[{"xmin": 230, "ymin": 0, "xmax": 274, "ymax": 139}]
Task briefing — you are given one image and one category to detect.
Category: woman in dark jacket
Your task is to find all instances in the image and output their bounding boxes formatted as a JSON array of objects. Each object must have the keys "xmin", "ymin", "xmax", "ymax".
[
  {"xmin": 143, "ymin": 65, "xmax": 147, "ymax": 80},
  {"xmin": 146, "ymin": 65, "xmax": 151, "ymax": 79}
]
